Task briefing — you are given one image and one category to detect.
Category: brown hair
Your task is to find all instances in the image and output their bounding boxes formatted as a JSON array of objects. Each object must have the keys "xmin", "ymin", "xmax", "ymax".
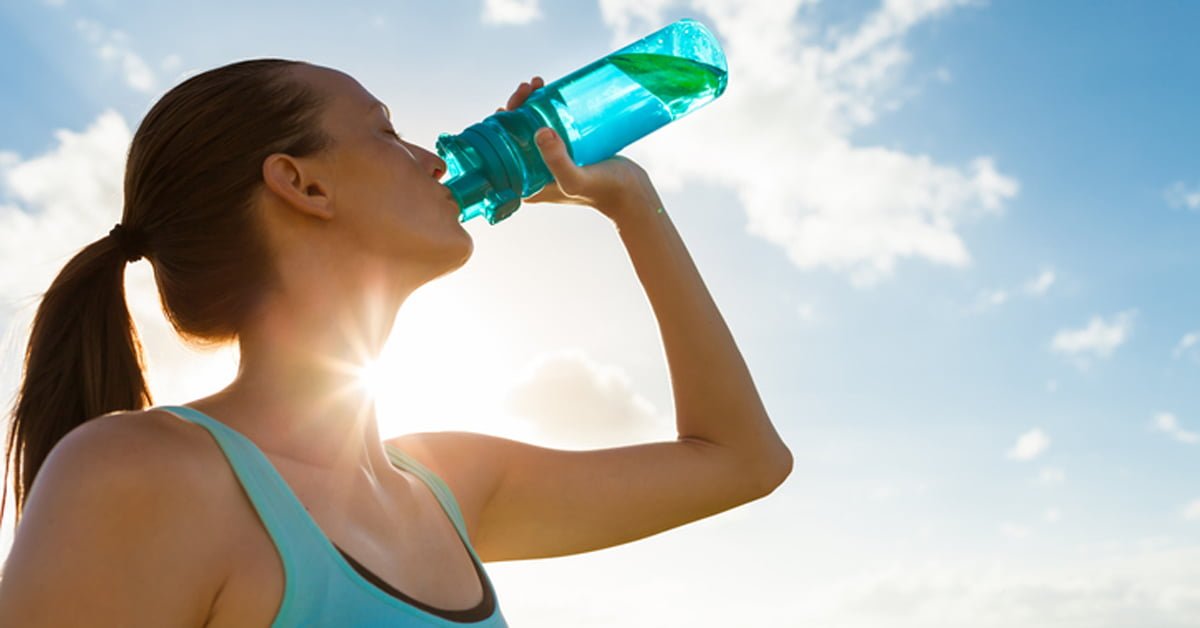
[{"xmin": 3, "ymin": 58, "xmax": 334, "ymax": 530}]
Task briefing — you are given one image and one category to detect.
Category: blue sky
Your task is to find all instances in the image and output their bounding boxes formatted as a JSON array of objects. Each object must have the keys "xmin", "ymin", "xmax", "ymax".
[{"xmin": 3, "ymin": 0, "xmax": 1200, "ymax": 625}]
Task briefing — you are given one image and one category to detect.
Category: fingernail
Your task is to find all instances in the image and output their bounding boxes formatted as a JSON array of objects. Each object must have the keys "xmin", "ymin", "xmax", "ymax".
[{"xmin": 536, "ymin": 128, "xmax": 555, "ymax": 145}]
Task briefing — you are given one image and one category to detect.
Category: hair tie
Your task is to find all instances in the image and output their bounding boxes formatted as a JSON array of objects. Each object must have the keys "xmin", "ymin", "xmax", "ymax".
[{"xmin": 108, "ymin": 223, "xmax": 147, "ymax": 263}]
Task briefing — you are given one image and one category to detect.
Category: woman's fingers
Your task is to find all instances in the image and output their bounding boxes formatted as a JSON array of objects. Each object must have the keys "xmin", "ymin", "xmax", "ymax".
[
  {"xmin": 502, "ymin": 76, "xmax": 545, "ymax": 112},
  {"xmin": 506, "ymin": 82, "xmax": 531, "ymax": 110},
  {"xmin": 535, "ymin": 127, "xmax": 584, "ymax": 193},
  {"xmin": 504, "ymin": 85, "xmax": 523, "ymax": 111}
]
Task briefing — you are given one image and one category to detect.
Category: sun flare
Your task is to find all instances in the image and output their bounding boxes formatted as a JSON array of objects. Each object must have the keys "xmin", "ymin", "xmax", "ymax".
[
  {"xmin": 355, "ymin": 283, "xmax": 526, "ymax": 440},
  {"xmin": 356, "ymin": 358, "xmax": 386, "ymax": 399}
]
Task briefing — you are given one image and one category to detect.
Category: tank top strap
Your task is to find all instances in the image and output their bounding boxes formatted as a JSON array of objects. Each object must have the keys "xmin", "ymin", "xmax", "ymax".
[
  {"xmin": 155, "ymin": 406, "xmax": 507, "ymax": 626},
  {"xmin": 157, "ymin": 406, "xmax": 473, "ymax": 551},
  {"xmin": 153, "ymin": 404, "xmax": 330, "ymax": 611},
  {"xmin": 383, "ymin": 443, "xmax": 472, "ymax": 545}
]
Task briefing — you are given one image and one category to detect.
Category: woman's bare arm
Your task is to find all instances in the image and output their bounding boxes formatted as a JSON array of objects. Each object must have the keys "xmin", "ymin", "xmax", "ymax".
[
  {"xmin": 390, "ymin": 189, "xmax": 791, "ymax": 564},
  {"xmin": 387, "ymin": 79, "xmax": 791, "ymax": 563}
]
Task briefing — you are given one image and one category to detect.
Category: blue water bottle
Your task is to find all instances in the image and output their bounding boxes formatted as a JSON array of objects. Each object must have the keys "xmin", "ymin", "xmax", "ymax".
[{"xmin": 437, "ymin": 17, "xmax": 728, "ymax": 225}]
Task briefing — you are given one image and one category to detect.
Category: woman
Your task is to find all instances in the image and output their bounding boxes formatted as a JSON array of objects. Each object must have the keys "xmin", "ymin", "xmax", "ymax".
[{"xmin": 0, "ymin": 59, "xmax": 792, "ymax": 626}]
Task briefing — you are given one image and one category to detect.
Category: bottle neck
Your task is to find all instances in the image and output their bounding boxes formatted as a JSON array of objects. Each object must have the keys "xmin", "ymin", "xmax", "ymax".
[{"xmin": 437, "ymin": 121, "xmax": 525, "ymax": 225}]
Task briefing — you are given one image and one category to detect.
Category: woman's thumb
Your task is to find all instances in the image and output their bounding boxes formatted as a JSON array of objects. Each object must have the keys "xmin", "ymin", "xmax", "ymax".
[{"xmin": 535, "ymin": 128, "xmax": 582, "ymax": 190}]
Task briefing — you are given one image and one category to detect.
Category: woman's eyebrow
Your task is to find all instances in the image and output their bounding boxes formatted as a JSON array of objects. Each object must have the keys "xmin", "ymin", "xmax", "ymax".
[{"xmin": 367, "ymin": 101, "xmax": 391, "ymax": 120}]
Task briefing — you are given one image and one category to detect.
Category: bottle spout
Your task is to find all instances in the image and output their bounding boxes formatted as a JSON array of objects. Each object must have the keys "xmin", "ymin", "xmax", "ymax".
[
  {"xmin": 436, "ymin": 125, "xmax": 526, "ymax": 225},
  {"xmin": 444, "ymin": 170, "xmax": 490, "ymax": 222}
]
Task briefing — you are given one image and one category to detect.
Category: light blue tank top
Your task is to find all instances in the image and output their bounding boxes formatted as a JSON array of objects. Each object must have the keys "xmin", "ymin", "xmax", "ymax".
[{"xmin": 155, "ymin": 405, "xmax": 509, "ymax": 627}]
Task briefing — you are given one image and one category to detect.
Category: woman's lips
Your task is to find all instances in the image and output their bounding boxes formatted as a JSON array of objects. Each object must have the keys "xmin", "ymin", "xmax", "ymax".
[{"xmin": 442, "ymin": 186, "xmax": 460, "ymax": 211}]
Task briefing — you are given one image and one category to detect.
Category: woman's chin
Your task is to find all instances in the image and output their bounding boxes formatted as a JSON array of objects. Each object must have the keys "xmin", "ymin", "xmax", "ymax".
[
  {"xmin": 428, "ymin": 231, "xmax": 474, "ymax": 279},
  {"xmin": 448, "ymin": 236, "xmax": 474, "ymax": 271}
]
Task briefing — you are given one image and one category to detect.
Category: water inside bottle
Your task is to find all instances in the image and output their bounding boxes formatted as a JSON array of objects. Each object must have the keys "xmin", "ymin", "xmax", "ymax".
[
  {"xmin": 542, "ymin": 51, "xmax": 728, "ymax": 165},
  {"xmin": 607, "ymin": 52, "xmax": 727, "ymax": 117}
]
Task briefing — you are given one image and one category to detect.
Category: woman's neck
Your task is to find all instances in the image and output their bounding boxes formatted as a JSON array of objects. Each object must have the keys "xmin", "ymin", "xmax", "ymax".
[{"xmin": 190, "ymin": 273, "xmax": 411, "ymax": 479}]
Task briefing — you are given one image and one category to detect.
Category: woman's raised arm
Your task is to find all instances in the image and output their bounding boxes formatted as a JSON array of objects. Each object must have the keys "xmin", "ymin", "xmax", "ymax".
[{"xmin": 382, "ymin": 80, "xmax": 792, "ymax": 564}]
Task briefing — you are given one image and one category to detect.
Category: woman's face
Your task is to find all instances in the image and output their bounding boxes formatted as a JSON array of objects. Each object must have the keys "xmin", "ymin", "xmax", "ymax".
[{"xmin": 289, "ymin": 64, "xmax": 472, "ymax": 283}]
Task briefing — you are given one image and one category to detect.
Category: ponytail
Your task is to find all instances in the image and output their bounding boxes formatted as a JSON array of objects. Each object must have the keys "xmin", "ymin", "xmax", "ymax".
[
  {"xmin": 2, "ymin": 57, "xmax": 330, "ymax": 532},
  {"xmin": 2, "ymin": 232, "xmax": 151, "ymax": 530}
]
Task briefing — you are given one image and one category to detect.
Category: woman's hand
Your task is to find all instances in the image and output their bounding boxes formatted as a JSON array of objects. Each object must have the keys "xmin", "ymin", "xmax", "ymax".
[{"xmin": 497, "ymin": 76, "xmax": 664, "ymax": 225}]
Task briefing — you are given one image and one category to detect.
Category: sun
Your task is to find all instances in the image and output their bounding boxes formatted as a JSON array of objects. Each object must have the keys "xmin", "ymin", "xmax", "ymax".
[
  {"xmin": 356, "ymin": 357, "xmax": 389, "ymax": 399},
  {"xmin": 354, "ymin": 281, "xmax": 523, "ymax": 440}
]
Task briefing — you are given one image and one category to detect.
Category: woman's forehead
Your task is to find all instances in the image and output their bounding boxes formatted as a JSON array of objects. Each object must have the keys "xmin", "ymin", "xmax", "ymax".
[{"xmin": 297, "ymin": 64, "xmax": 379, "ymax": 111}]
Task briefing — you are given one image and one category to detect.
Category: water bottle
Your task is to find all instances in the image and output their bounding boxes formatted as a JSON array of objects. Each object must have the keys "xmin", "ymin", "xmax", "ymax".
[{"xmin": 437, "ymin": 17, "xmax": 729, "ymax": 225}]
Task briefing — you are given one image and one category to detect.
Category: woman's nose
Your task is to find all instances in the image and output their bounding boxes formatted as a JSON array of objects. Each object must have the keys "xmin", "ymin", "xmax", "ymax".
[{"xmin": 418, "ymin": 146, "xmax": 447, "ymax": 180}]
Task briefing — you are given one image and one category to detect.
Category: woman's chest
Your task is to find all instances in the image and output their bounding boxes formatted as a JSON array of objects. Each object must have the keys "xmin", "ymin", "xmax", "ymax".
[{"xmin": 202, "ymin": 466, "xmax": 485, "ymax": 627}]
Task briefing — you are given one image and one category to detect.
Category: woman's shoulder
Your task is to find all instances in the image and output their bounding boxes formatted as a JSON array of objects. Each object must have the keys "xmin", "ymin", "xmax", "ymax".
[
  {"xmin": 54, "ymin": 408, "xmax": 233, "ymax": 499},
  {"xmin": 42, "ymin": 408, "xmax": 235, "ymax": 516},
  {"xmin": 2, "ymin": 409, "xmax": 234, "ymax": 624},
  {"xmin": 48, "ymin": 407, "xmax": 243, "ymax": 561}
]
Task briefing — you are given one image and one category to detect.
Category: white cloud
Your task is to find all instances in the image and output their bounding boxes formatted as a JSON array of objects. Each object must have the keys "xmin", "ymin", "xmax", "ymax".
[
  {"xmin": 1044, "ymin": 507, "xmax": 1061, "ymax": 523},
  {"xmin": 1050, "ymin": 310, "xmax": 1135, "ymax": 361},
  {"xmin": 869, "ymin": 479, "xmax": 928, "ymax": 501},
  {"xmin": 975, "ymin": 289, "xmax": 1008, "ymax": 308},
  {"xmin": 827, "ymin": 546, "xmax": 1200, "ymax": 627},
  {"xmin": 974, "ymin": 267, "xmax": 1054, "ymax": 311},
  {"xmin": 1172, "ymin": 331, "xmax": 1199, "ymax": 359},
  {"xmin": 999, "ymin": 522, "xmax": 1031, "ymax": 540},
  {"xmin": 1186, "ymin": 500, "xmax": 1200, "ymax": 521},
  {"xmin": 481, "ymin": 0, "xmax": 543, "ymax": 25},
  {"xmin": 74, "ymin": 19, "xmax": 157, "ymax": 93},
  {"xmin": 1037, "ymin": 466, "xmax": 1065, "ymax": 485},
  {"xmin": 502, "ymin": 349, "xmax": 665, "ymax": 446},
  {"xmin": 796, "ymin": 302, "xmax": 818, "ymax": 322},
  {"xmin": 598, "ymin": 0, "xmax": 676, "ymax": 38},
  {"xmin": 0, "ymin": 110, "xmax": 130, "ymax": 302},
  {"xmin": 597, "ymin": 0, "xmax": 1017, "ymax": 286},
  {"xmin": 1164, "ymin": 181, "xmax": 1200, "ymax": 210},
  {"xmin": 160, "ymin": 53, "xmax": 182, "ymax": 73},
  {"xmin": 1153, "ymin": 412, "xmax": 1199, "ymax": 445},
  {"xmin": 1023, "ymin": 268, "xmax": 1056, "ymax": 296},
  {"xmin": 1007, "ymin": 428, "xmax": 1049, "ymax": 461}
]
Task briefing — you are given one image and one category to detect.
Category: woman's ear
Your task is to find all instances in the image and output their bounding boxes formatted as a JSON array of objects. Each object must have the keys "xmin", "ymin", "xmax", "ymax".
[{"xmin": 262, "ymin": 152, "xmax": 335, "ymax": 221}]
